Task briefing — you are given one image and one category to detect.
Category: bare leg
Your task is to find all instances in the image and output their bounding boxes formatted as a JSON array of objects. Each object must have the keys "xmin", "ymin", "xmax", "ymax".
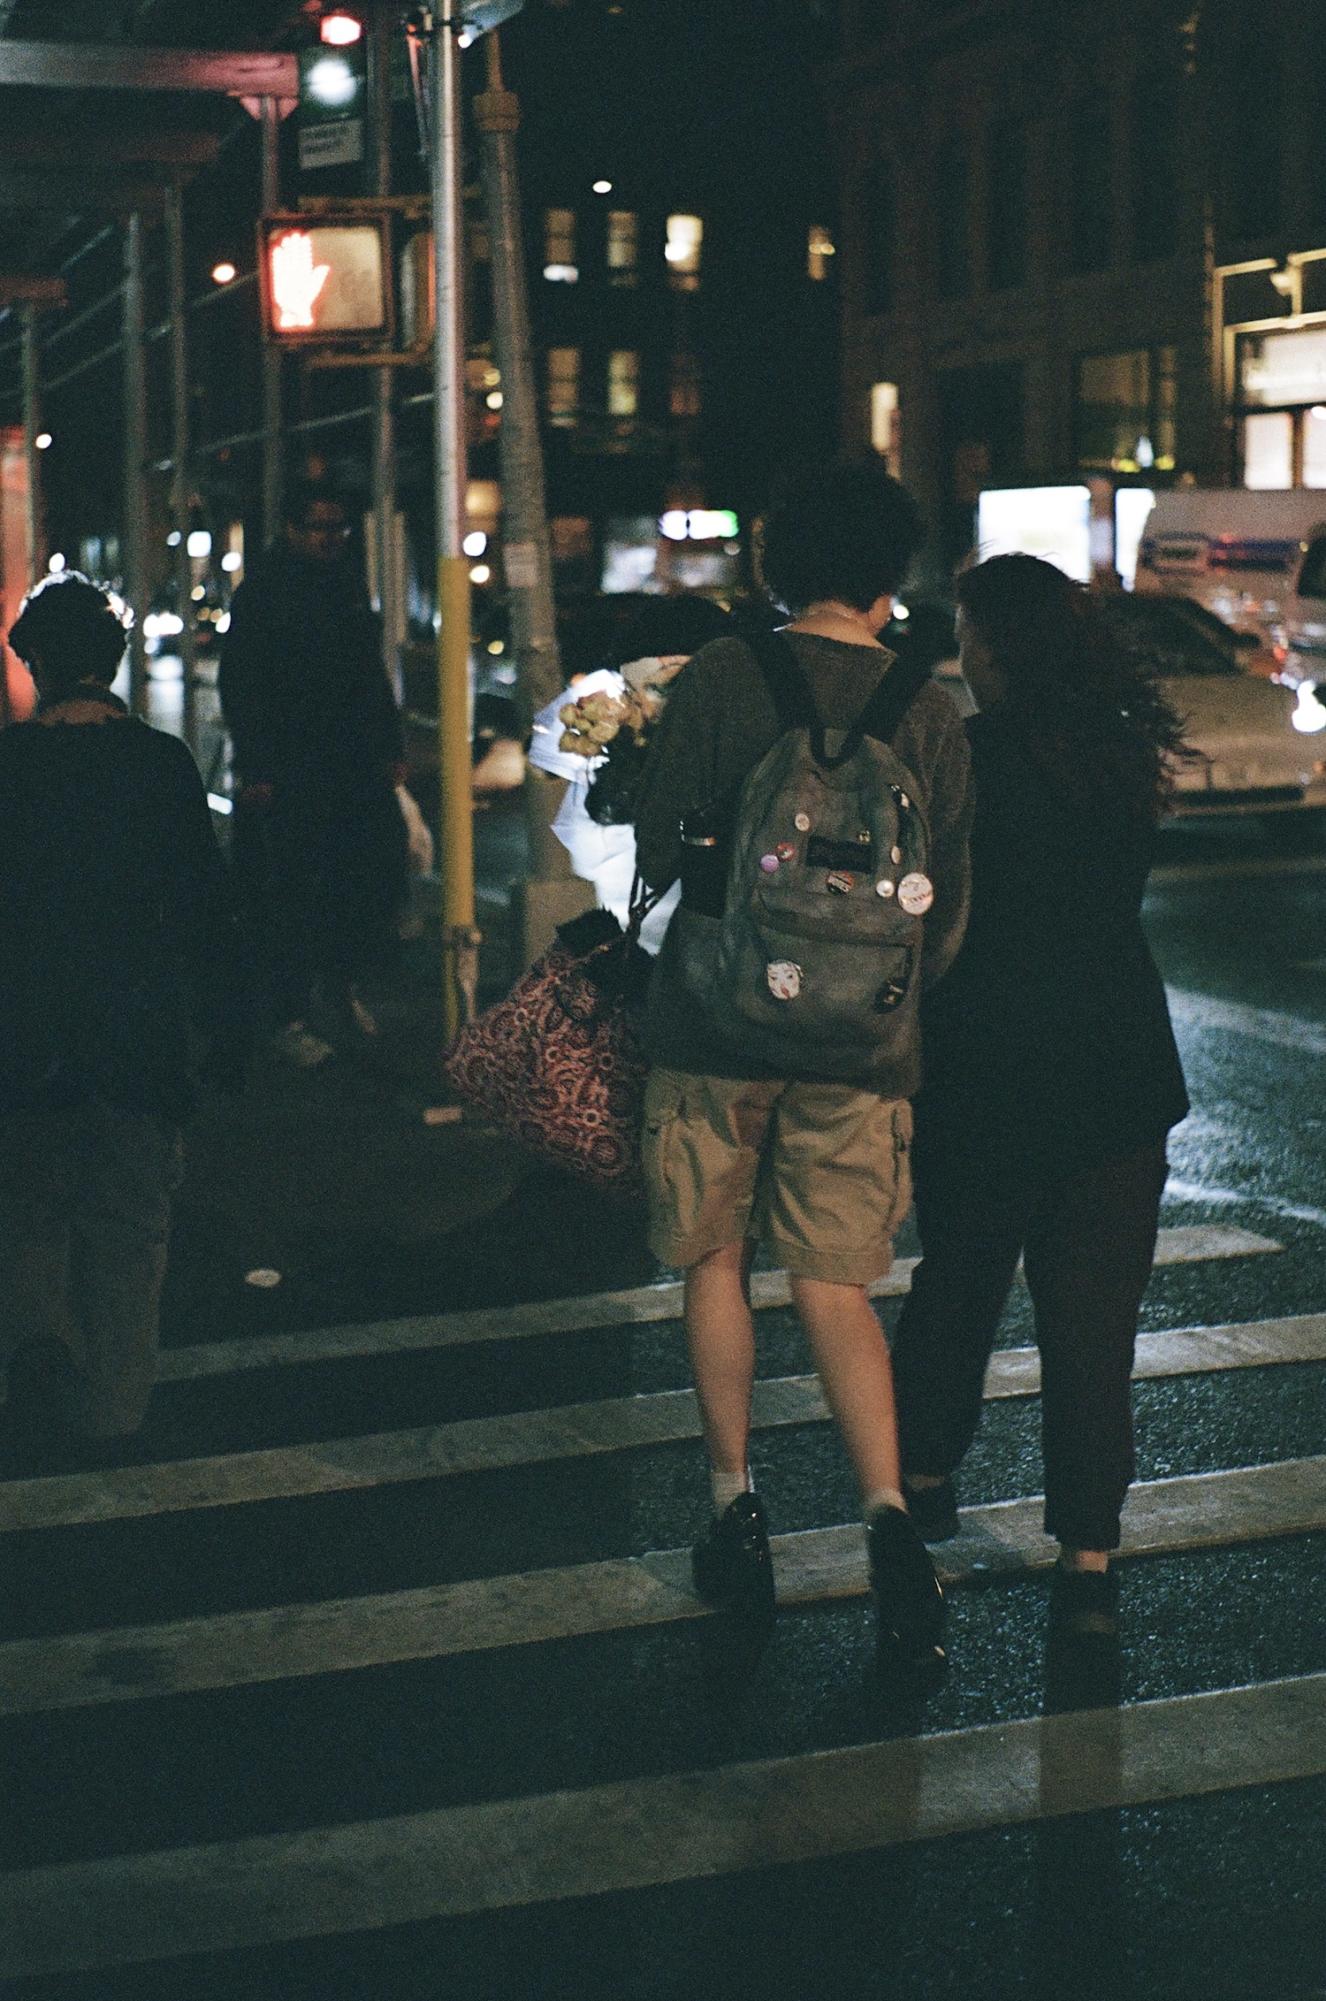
[
  {"xmin": 683, "ymin": 1239, "xmax": 756, "ymax": 1480},
  {"xmin": 789, "ymin": 1275, "xmax": 900, "ymax": 1503}
]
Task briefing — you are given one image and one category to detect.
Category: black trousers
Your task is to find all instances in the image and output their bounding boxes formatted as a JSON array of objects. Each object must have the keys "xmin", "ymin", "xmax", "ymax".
[{"xmin": 892, "ymin": 1124, "xmax": 1169, "ymax": 1550}]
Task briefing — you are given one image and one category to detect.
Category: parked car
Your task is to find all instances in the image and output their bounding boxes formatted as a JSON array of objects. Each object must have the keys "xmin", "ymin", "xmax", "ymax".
[{"xmin": 1095, "ymin": 595, "xmax": 1326, "ymax": 826}]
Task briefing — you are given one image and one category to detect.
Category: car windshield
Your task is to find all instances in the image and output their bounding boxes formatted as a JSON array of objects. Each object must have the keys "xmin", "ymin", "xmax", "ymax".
[{"xmin": 1098, "ymin": 598, "xmax": 1240, "ymax": 677}]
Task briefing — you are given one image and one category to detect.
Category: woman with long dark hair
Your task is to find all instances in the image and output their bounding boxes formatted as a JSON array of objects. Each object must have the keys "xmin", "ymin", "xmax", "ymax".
[{"xmin": 891, "ymin": 552, "xmax": 1190, "ymax": 1630}]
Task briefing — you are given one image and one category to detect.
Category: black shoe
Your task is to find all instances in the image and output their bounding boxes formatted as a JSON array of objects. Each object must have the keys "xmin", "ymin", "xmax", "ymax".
[
  {"xmin": 903, "ymin": 1476, "xmax": 960, "ymax": 1543},
  {"xmin": 1049, "ymin": 1564, "xmax": 1119, "ymax": 1640},
  {"xmin": 692, "ymin": 1493, "xmax": 776, "ymax": 1622},
  {"xmin": 869, "ymin": 1504, "xmax": 947, "ymax": 1692}
]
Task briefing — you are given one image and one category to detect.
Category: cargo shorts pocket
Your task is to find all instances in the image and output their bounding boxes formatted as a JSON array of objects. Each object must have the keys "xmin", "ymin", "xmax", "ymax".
[{"xmin": 884, "ymin": 1100, "xmax": 914, "ymax": 1236}]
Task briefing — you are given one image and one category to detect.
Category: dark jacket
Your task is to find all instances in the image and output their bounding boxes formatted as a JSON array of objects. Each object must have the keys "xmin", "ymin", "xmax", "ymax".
[
  {"xmin": 919, "ymin": 707, "xmax": 1189, "ymax": 1164},
  {"xmin": 0, "ymin": 698, "xmax": 253, "ymax": 1121},
  {"xmin": 634, "ymin": 630, "xmax": 973, "ymax": 1085},
  {"xmin": 218, "ymin": 544, "xmax": 404, "ymax": 799}
]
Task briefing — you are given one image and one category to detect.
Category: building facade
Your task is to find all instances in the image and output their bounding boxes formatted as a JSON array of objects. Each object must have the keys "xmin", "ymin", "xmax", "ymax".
[{"xmin": 828, "ymin": 0, "xmax": 1326, "ymax": 583}]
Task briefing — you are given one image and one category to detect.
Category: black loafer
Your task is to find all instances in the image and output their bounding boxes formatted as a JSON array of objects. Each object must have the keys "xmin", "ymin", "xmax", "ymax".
[
  {"xmin": 903, "ymin": 1476, "xmax": 960, "ymax": 1543},
  {"xmin": 692, "ymin": 1493, "xmax": 776, "ymax": 1622},
  {"xmin": 869, "ymin": 1504, "xmax": 947, "ymax": 1691}
]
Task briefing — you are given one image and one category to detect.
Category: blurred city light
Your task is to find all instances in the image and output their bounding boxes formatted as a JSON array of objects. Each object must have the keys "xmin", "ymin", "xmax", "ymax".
[
  {"xmin": 211, "ymin": 262, "xmax": 237, "ymax": 286},
  {"xmin": 47, "ymin": 552, "xmax": 65, "ymax": 572},
  {"xmin": 304, "ymin": 54, "xmax": 357, "ymax": 109},
  {"xmin": 186, "ymin": 530, "xmax": 212, "ymax": 558},
  {"xmin": 470, "ymin": 564, "xmax": 492, "ymax": 584},
  {"xmin": 592, "ymin": 179, "xmax": 613, "ymax": 195},
  {"xmin": 463, "ymin": 531, "xmax": 488, "ymax": 556},
  {"xmin": 1292, "ymin": 683, "xmax": 1326, "ymax": 733},
  {"xmin": 34, "ymin": 431, "xmax": 51, "ymax": 450},
  {"xmin": 319, "ymin": 9, "xmax": 364, "ymax": 44},
  {"xmin": 221, "ymin": 551, "xmax": 243, "ymax": 573}
]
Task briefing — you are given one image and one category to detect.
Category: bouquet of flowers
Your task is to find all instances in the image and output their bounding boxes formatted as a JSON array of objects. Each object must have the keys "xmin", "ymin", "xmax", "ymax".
[{"xmin": 557, "ymin": 658, "xmax": 683, "ymax": 825}]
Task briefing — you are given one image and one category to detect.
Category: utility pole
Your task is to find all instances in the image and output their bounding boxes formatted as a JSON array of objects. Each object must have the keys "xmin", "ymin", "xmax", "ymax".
[
  {"xmin": 260, "ymin": 95, "xmax": 284, "ymax": 545},
  {"xmin": 432, "ymin": 5, "xmax": 479, "ymax": 1038},
  {"xmin": 165, "ymin": 180, "xmax": 199, "ymax": 748},
  {"xmin": 20, "ymin": 302, "xmax": 44, "ymax": 586},
  {"xmin": 475, "ymin": 30, "xmax": 591, "ymax": 966},
  {"xmin": 370, "ymin": 2, "xmax": 404, "ymax": 699},
  {"xmin": 122, "ymin": 211, "xmax": 148, "ymax": 715}
]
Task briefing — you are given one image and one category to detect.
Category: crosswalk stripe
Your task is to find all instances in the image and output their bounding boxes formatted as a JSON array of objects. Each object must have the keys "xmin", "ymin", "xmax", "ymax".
[
  {"xmin": 155, "ymin": 1224, "xmax": 1281, "ymax": 1381},
  {"xmin": 6, "ymin": 1311, "xmax": 1324, "ymax": 1535},
  {"xmin": 2, "ymin": 1456, "xmax": 1321, "ymax": 1719},
  {"xmin": 5, "ymin": 1671, "xmax": 1323, "ymax": 1978},
  {"xmin": 1150, "ymin": 851, "xmax": 1326, "ymax": 885},
  {"xmin": 1167, "ymin": 987, "xmax": 1326, "ymax": 1057}
]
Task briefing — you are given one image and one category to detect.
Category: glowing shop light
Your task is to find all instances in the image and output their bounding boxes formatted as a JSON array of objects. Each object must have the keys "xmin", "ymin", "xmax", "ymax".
[{"xmin": 659, "ymin": 509, "xmax": 689, "ymax": 541}]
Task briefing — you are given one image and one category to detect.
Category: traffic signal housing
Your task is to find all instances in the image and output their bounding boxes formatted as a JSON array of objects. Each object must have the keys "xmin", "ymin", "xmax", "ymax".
[{"xmin": 257, "ymin": 213, "xmax": 393, "ymax": 348}]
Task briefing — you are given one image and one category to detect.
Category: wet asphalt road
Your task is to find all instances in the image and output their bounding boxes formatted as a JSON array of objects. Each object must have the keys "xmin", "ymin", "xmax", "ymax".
[{"xmin": 1, "ymin": 808, "xmax": 1325, "ymax": 1999}]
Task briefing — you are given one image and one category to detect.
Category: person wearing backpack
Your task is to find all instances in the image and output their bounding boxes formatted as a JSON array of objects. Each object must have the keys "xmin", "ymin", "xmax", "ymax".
[
  {"xmin": 634, "ymin": 460, "xmax": 973, "ymax": 1686},
  {"xmin": 891, "ymin": 554, "xmax": 1190, "ymax": 1638}
]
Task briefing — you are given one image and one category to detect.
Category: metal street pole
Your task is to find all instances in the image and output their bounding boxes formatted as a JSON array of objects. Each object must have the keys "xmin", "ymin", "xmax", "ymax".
[
  {"xmin": 122, "ymin": 211, "xmax": 149, "ymax": 715},
  {"xmin": 370, "ymin": 2, "xmax": 404, "ymax": 700},
  {"xmin": 165, "ymin": 180, "xmax": 199, "ymax": 748},
  {"xmin": 260, "ymin": 95, "xmax": 283, "ymax": 545},
  {"xmin": 20, "ymin": 302, "xmax": 44, "ymax": 586},
  {"xmin": 475, "ymin": 30, "xmax": 591, "ymax": 967},
  {"xmin": 432, "ymin": 5, "xmax": 479, "ymax": 1038}
]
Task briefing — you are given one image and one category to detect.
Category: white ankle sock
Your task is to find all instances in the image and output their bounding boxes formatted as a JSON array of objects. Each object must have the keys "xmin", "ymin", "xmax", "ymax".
[
  {"xmin": 863, "ymin": 1485, "xmax": 908, "ymax": 1529},
  {"xmin": 710, "ymin": 1467, "xmax": 752, "ymax": 1515}
]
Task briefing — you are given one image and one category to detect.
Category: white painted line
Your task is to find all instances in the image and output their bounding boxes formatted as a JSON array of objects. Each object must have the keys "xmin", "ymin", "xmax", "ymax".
[
  {"xmin": 1166, "ymin": 1177, "xmax": 1326, "ymax": 1233},
  {"xmin": 1150, "ymin": 851, "xmax": 1326, "ymax": 886},
  {"xmin": 6, "ymin": 1312, "xmax": 1324, "ymax": 1535},
  {"xmin": 155, "ymin": 1224, "xmax": 1282, "ymax": 1382},
  {"xmin": 1167, "ymin": 987, "xmax": 1326, "ymax": 1058},
  {"xmin": 5, "ymin": 1672, "xmax": 1324, "ymax": 1977},
  {"xmin": 2, "ymin": 1456, "xmax": 1321, "ymax": 1718}
]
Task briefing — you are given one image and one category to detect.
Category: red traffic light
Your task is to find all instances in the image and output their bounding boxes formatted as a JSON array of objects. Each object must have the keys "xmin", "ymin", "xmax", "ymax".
[{"xmin": 320, "ymin": 10, "xmax": 364, "ymax": 44}]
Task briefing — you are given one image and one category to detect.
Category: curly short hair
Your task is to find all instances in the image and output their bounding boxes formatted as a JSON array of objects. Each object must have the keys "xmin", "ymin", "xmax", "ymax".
[
  {"xmin": 758, "ymin": 458, "xmax": 924, "ymax": 614},
  {"xmin": 8, "ymin": 573, "xmax": 131, "ymax": 692}
]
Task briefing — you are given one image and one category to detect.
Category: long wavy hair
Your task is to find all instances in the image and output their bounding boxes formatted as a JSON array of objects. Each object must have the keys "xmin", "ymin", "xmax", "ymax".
[{"xmin": 956, "ymin": 553, "xmax": 1190, "ymax": 824}]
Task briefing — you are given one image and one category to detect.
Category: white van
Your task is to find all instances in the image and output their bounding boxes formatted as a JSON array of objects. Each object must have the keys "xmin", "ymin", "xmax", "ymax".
[{"xmin": 1134, "ymin": 491, "xmax": 1326, "ymax": 674}]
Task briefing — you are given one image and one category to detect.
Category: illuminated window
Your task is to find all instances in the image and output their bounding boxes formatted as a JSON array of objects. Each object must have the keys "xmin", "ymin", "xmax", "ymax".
[
  {"xmin": 1242, "ymin": 412, "xmax": 1293, "ymax": 490},
  {"xmin": 606, "ymin": 210, "xmax": 638, "ymax": 283},
  {"xmin": 808, "ymin": 224, "xmax": 836, "ymax": 281},
  {"xmin": 669, "ymin": 350, "xmax": 702, "ymax": 418},
  {"xmin": 545, "ymin": 345, "xmax": 580, "ymax": 425},
  {"xmin": 1075, "ymin": 346, "xmax": 1177, "ymax": 473},
  {"xmin": 608, "ymin": 349, "xmax": 640, "ymax": 417},
  {"xmin": 870, "ymin": 381, "xmax": 899, "ymax": 469},
  {"xmin": 543, "ymin": 207, "xmax": 578, "ymax": 281},
  {"xmin": 666, "ymin": 213, "xmax": 703, "ymax": 288}
]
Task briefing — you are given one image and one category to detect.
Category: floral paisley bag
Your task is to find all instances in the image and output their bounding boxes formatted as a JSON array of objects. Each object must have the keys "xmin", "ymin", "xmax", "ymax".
[{"xmin": 442, "ymin": 886, "xmax": 659, "ymax": 1200}]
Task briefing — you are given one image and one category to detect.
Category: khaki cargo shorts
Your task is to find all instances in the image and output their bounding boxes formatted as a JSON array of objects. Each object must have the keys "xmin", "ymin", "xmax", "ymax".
[{"xmin": 641, "ymin": 1066, "xmax": 913, "ymax": 1285}]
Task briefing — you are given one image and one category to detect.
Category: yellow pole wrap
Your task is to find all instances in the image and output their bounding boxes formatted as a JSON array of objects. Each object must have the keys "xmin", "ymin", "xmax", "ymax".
[{"xmin": 437, "ymin": 552, "xmax": 475, "ymax": 1043}]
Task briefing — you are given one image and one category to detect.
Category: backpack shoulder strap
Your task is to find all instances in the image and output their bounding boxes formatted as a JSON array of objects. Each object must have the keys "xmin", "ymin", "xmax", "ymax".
[
  {"xmin": 845, "ymin": 649, "xmax": 934, "ymax": 755},
  {"xmin": 742, "ymin": 628, "xmax": 821, "ymax": 737}
]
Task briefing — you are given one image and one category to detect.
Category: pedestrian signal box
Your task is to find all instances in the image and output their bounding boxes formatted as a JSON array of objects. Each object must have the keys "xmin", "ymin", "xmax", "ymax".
[{"xmin": 258, "ymin": 214, "xmax": 392, "ymax": 347}]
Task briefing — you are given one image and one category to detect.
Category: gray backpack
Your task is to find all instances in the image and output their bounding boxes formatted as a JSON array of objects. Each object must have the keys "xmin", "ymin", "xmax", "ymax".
[{"xmin": 677, "ymin": 630, "xmax": 935, "ymax": 1079}]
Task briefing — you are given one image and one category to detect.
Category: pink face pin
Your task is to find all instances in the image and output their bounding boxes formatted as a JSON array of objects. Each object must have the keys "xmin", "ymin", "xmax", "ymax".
[
  {"xmin": 897, "ymin": 871, "xmax": 935, "ymax": 916},
  {"xmin": 760, "ymin": 852, "xmax": 780, "ymax": 873},
  {"xmin": 766, "ymin": 959, "xmax": 802, "ymax": 1001}
]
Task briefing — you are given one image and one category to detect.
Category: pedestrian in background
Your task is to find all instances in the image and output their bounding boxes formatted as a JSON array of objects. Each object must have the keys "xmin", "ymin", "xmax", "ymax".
[
  {"xmin": 893, "ymin": 553, "xmax": 1190, "ymax": 1632},
  {"xmin": 0, "ymin": 574, "xmax": 251, "ymax": 1467},
  {"xmin": 634, "ymin": 459, "xmax": 972, "ymax": 1684},
  {"xmin": 219, "ymin": 478, "xmax": 410, "ymax": 1066}
]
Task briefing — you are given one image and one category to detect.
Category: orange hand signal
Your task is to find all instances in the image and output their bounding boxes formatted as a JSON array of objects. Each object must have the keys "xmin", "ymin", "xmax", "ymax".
[{"xmin": 270, "ymin": 231, "xmax": 331, "ymax": 330}]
